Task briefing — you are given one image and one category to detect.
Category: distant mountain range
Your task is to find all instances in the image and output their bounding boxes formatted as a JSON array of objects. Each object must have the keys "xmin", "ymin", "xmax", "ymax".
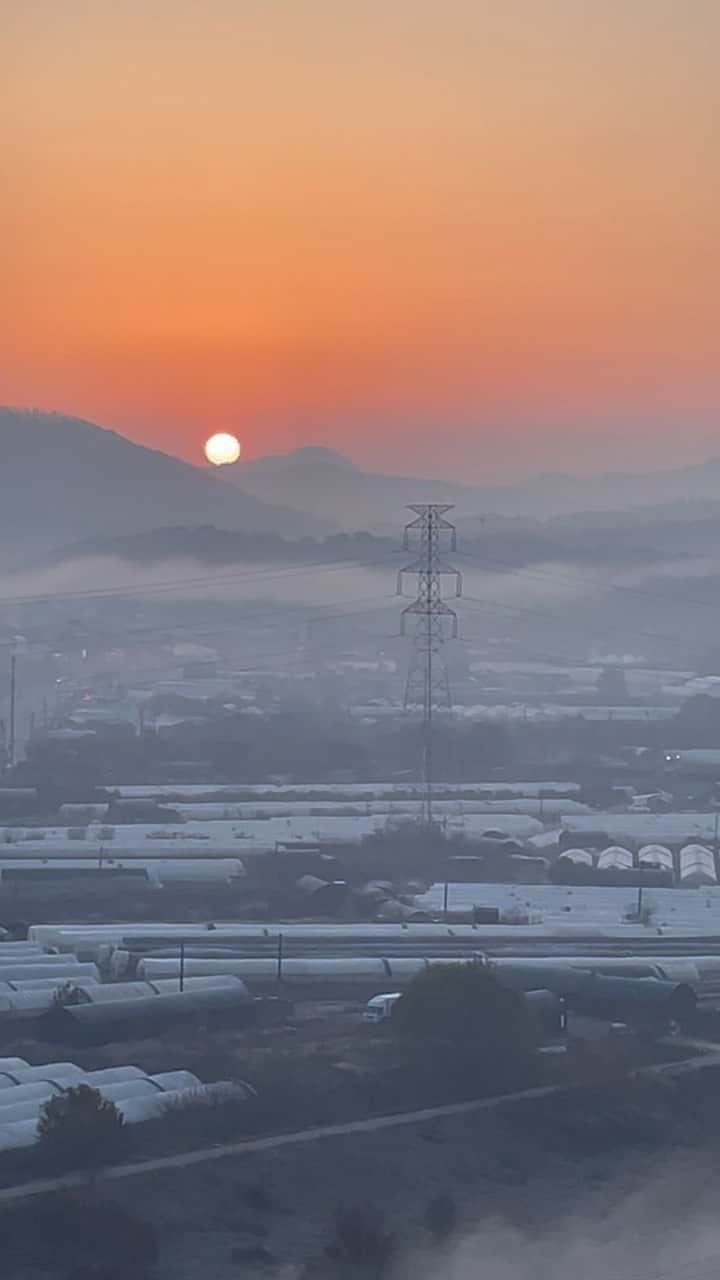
[
  {"xmin": 0, "ymin": 409, "xmax": 329, "ymax": 564},
  {"xmin": 222, "ymin": 445, "xmax": 479, "ymax": 530},
  {"xmin": 225, "ymin": 444, "xmax": 720, "ymax": 527},
  {"xmin": 5, "ymin": 410, "xmax": 720, "ymax": 574}
]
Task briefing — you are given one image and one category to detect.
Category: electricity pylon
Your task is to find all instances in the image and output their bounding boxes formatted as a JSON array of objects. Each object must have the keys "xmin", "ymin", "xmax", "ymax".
[{"xmin": 397, "ymin": 505, "xmax": 462, "ymax": 822}]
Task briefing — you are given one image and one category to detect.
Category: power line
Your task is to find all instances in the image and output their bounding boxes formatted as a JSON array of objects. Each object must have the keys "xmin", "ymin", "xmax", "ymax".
[
  {"xmin": 457, "ymin": 547, "xmax": 720, "ymax": 617},
  {"xmin": 458, "ymin": 592, "xmax": 701, "ymax": 652},
  {"xmin": 0, "ymin": 551, "xmax": 403, "ymax": 608}
]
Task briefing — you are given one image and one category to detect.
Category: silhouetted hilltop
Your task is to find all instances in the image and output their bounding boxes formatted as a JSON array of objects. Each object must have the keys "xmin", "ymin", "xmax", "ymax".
[
  {"xmin": 0, "ymin": 409, "xmax": 329, "ymax": 564},
  {"xmin": 226, "ymin": 443, "xmax": 720, "ymax": 527},
  {"xmin": 51, "ymin": 525, "xmax": 391, "ymax": 566}
]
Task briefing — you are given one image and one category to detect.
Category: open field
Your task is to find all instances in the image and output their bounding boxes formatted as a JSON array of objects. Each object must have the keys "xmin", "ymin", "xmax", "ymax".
[{"xmin": 6, "ymin": 1056, "xmax": 720, "ymax": 1279}]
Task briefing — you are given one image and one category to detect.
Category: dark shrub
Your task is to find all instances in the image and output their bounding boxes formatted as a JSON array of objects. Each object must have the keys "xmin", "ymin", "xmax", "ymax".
[
  {"xmin": 327, "ymin": 1202, "xmax": 395, "ymax": 1274},
  {"xmin": 38, "ymin": 1084, "xmax": 128, "ymax": 1170},
  {"xmin": 424, "ymin": 1193, "xmax": 457, "ymax": 1241},
  {"xmin": 394, "ymin": 962, "xmax": 535, "ymax": 1059}
]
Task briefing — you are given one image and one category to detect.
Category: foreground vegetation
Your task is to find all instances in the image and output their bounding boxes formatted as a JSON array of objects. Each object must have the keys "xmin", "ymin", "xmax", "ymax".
[{"xmin": 5, "ymin": 1063, "xmax": 720, "ymax": 1279}]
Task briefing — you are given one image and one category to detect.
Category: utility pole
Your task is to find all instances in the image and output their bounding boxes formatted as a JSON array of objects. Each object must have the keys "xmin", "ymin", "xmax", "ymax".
[
  {"xmin": 8, "ymin": 653, "xmax": 16, "ymax": 771},
  {"xmin": 398, "ymin": 505, "xmax": 462, "ymax": 824}
]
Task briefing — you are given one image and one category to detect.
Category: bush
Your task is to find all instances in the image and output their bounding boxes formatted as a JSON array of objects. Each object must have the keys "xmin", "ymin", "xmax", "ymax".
[
  {"xmin": 38, "ymin": 1085, "xmax": 128, "ymax": 1170},
  {"xmin": 327, "ymin": 1202, "xmax": 395, "ymax": 1274},
  {"xmin": 393, "ymin": 962, "xmax": 536, "ymax": 1069},
  {"xmin": 424, "ymin": 1193, "xmax": 457, "ymax": 1241}
]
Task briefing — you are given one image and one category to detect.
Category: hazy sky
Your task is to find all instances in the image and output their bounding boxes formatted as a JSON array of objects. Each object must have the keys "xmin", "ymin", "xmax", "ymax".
[{"xmin": 3, "ymin": 1, "xmax": 719, "ymax": 479}]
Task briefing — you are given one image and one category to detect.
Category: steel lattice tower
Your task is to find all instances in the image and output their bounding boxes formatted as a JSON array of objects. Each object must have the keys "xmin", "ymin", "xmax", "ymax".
[{"xmin": 398, "ymin": 504, "xmax": 462, "ymax": 822}]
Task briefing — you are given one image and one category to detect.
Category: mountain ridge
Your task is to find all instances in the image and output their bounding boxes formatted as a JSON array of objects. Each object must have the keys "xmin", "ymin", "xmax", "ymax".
[
  {"xmin": 0, "ymin": 408, "xmax": 330, "ymax": 565},
  {"xmin": 225, "ymin": 443, "xmax": 720, "ymax": 526},
  {"xmin": 5, "ymin": 409, "xmax": 720, "ymax": 567}
]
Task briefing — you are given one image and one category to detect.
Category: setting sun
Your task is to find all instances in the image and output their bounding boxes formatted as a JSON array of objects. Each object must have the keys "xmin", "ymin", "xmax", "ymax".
[{"xmin": 204, "ymin": 433, "xmax": 241, "ymax": 467}]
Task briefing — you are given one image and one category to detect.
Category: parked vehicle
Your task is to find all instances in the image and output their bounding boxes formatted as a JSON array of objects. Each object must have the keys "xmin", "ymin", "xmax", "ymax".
[{"xmin": 364, "ymin": 992, "xmax": 402, "ymax": 1023}]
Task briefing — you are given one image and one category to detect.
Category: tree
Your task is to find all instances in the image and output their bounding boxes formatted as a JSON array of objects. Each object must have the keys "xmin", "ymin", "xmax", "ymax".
[
  {"xmin": 392, "ymin": 962, "xmax": 536, "ymax": 1078},
  {"xmin": 675, "ymin": 693, "xmax": 720, "ymax": 740},
  {"xmin": 596, "ymin": 667, "xmax": 628, "ymax": 704},
  {"xmin": 38, "ymin": 1085, "xmax": 127, "ymax": 1170}
]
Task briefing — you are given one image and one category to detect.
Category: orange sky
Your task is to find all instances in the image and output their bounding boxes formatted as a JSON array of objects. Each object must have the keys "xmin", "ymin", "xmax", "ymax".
[{"xmin": 2, "ymin": 0, "xmax": 719, "ymax": 478}]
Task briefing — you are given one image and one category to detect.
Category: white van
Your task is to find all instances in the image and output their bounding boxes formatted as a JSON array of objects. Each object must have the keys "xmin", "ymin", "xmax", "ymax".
[{"xmin": 364, "ymin": 992, "xmax": 402, "ymax": 1024}]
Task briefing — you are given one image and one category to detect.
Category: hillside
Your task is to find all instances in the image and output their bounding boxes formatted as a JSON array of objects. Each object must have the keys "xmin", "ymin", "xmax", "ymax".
[
  {"xmin": 0, "ymin": 410, "xmax": 328, "ymax": 564},
  {"xmin": 55, "ymin": 501, "xmax": 720, "ymax": 576},
  {"xmin": 226, "ymin": 444, "xmax": 720, "ymax": 527},
  {"xmin": 49, "ymin": 525, "xmax": 394, "ymax": 566},
  {"xmin": 223, "ymin": 446, "xmax": 481, "ymax": 530}
]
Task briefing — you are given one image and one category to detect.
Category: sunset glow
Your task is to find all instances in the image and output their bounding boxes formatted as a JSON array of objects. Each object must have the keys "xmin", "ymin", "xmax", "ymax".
[
  {"xmin": 3, "ymin": 2, "xmax": 719, "ymax": 478},
  {"xmin": 204, "ymin": 433, "xmax": 241, "ymax": 467}
]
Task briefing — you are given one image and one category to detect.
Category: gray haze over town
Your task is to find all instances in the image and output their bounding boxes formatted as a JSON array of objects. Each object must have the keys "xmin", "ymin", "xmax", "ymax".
[
  {"xmin": 5, "ymin": 407, "xmax": 720, "ymax": 1279},
  {"xmin": 5, "ymin": 0, "xmax": 720, "ymax": 1271}
]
